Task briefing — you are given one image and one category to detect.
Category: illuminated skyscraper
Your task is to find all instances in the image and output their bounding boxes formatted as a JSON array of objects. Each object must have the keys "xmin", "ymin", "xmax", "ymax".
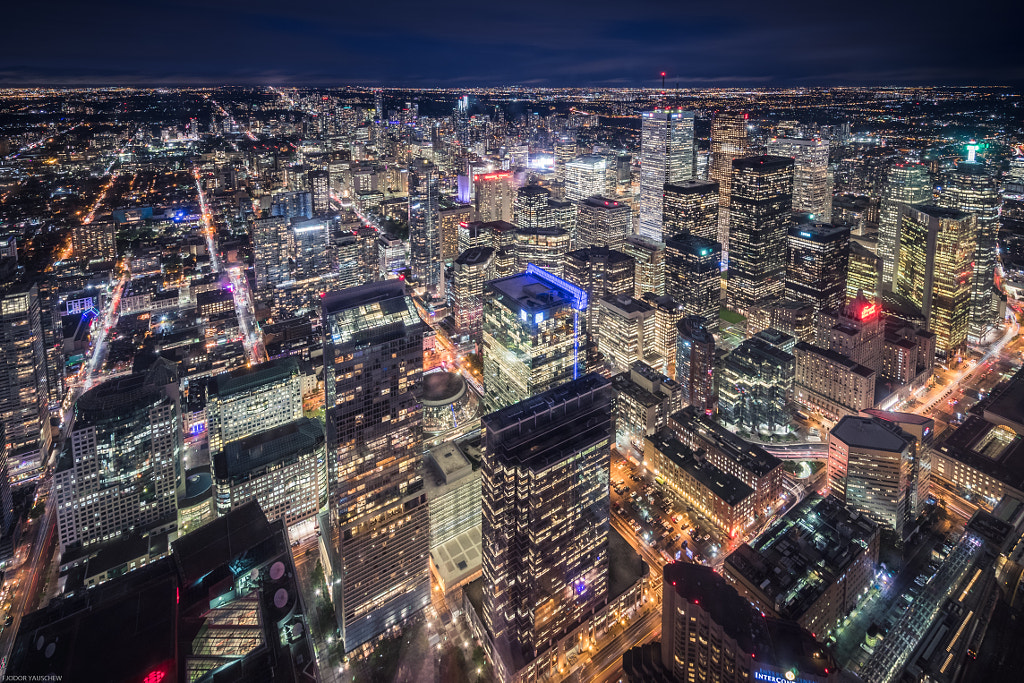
[
  {"xmin": 718, "ymin": 331, "xmax": 795, "ymax": 436},
  {"xmin": 308, "ymin": 169, "xmax": 331, "ymax": 216},
  {"xmin": 576, "ymin": 196, "xmax": 630, "ymax": 250},
  {"xmin": 513, "ymin": 185, "xmax": 551, "ymax": 229},
  {"xmin": 564, "ymin": 247, "xmax": 635, "ymax": 348},
  {"xmin": 709, "ymin": 111, "xmax": 751, "ymax": 264},
  {"xmin": 451, "ymin": 246, "xmax": 495, "ymax": 349},
  {"xmin": 664, "ymin": 232, "xmax": 721, "ymax": 332},
  {"xmin": 597, "ymin": 294, "xmax": 657, "ymax": 372},
  {"xmin": 474, "ymin": 171, "xmax": 514, "ymax": 223},
  {"xmin": 411, "ymin": 168, "xmax": 442, "ymax": 295},
  {"xmin": 847, "ymin": 241, "xmax": 882, "ymax": 304},
  {"xmin": 785, "ymin": 223, "xmax": 849, "ymax": 315},
  {"xmin": 766, "ymin": 137, "xmax": 832, "ymax": 222},
  {"xmin": 253, "ymin": 216, "xmax": 291, "ymax": 293},
  {"xmin": 55, "ymin": 358, "xmax": 181, "ymax": 552},
  {"xmin": 0, "ymin": 284, "xmax": 52, "ymax": 485},
  {"xmin": 676, "ymin": 315, "xmax": 716, "ymax": 414},
  {"xmin": 622, "ymin": 234, "xmax": 666, "ymax": 297},
  {"xmin": 894, "ymin": 204, "xmax": 976, "ymax": 358},
  {"xmin": 439, "ymin": 203, "xmax": 473, "ymax": 264},
  {"xmin": 663, "ymin": 179, "xmax": 719, "ymax": 242},
  {"xmin": 878, "ymin": 163, "xmax": 931, "ymax": 286},
  {"xmin": 322, "ymin": 281, "xmax": 430, "ymax": 650},
  {"xmin": 553, "ymin": 136, "xmax": 576, "ymax": 183},
  {"xmin": 482, "ymin": 265, "xmax": 588, "ymax": 412},
  {"xmin": 639, "ymin": 110, "xmax": 695, "ymax": 241},
  {"xmin": 482, "ymin": 374, "xmax": 611, "ymax": 679},
  {"xmin": 938, "ymin": 161, "xmax": 1001, "ymax": 342},
  {"xmin": 514, "ymin": 227, "xmax": 571, "ymax": 277},
  {"xmin": 727, "ymin": 156, "xmax": 794, "ymax": 317},
  {"xmin": 565, "ymin": 155, "xmax": 609, "ymax": 204},
  {"xmin": 828, "ymin": 415, "xmax": 917, "ymax": 537}
]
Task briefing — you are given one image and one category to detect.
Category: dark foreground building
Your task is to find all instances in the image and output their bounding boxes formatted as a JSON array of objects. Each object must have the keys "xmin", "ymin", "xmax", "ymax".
[{"xmin": 9, "ymin": 502, "xmax": 319, "ymax": 683}]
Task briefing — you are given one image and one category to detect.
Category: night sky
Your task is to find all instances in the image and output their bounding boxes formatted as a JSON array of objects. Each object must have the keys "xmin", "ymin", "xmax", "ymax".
[{"xmin": 5, "ymin": 0, "xmax": 1022, "ymax": 86}]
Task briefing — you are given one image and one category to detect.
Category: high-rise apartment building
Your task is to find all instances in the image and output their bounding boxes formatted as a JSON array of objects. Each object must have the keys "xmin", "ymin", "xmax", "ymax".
[
  {"xmin": 322, "ymin": 281, "xmax": 430, "ymax": 651},
  {"xmin": 939, "ymin": 161, "xmax": 1001, "ymax": 342},
  {"xmin": 474, "ymin": 171, "xmax": 514, "ymax": 223},
  {"xmin": 785, "ymin": 222, "xmax": 849, "ymax": 315},
  {"xmin": 662, "ymin": 179, "xmax": 719, "ymax": 242},
  {"xmin": 482, "ymin": 265, "xmax": 588, "ymax": 412},
  {"xmin": 54, "ymin": 358, "xmax": 181, "ymax": 552},
  {"xmin": 73, "ymin": 220, "xmax": 117, "ymax": 263},
  {"xmin": 564, "ymin": 155, "xmax": 609, "ymax": 204},
  {"xmin": 639, "ymin": 110, "xmax": 695, "ymax": 241},
  {"xmin": 878, "ymin": 163, "xmax": 931, "ymax": 286},
  {"xmin": 482, "ymin": 374, "xmax": 612, "ymax": 679},
  {"xmin": 676, "ymin": 315, "xmax": 716, "ymax": 414},
  {"xmin": 664, "ymin": 232, "xmax": 722, "ymax": 331},
  {"xmin": 727, "ymin": 156, "xmax": 794, "ymax": 316},
  {"xmin": 411, "ymin": 169, "xmax": 442, "ymax": 296},
  {"xmin": 576, "ymin": 196, "xmax": 630, "ymax": 250},
  {"xmin": 847, "ymin": 240, "xmax": 882, "ymax": 304},
  {"xmin": 451, "ymin": 246, "xmax": 495, "ymax": 349},
  {"xmin": 828, "ymin": 415, "xmax": 917, "ymax": 537},
  {"xmin": 622, "ymin": 234, "xmax": 666, "ymax": 298},
  {"xmin": 766, "ymin": 137, "xmax": 832, "ymax": 222},
  {"xmin": 709, "ymin": 111, "xmax": 751, "ymax": 264},
  {"xmin": 0, "ymin": 284, "xmax": 52, "ymax": 485},
  {"xmin": 894, "ymin": 204, "xmax": 976, "ymax": 357},
  {"xmin": 205, "ymin": 355, "xmax": 305, "ymax": 458}
]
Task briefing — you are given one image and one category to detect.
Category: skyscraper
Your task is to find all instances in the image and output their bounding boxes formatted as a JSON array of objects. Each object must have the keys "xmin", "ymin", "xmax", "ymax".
[
  {"xmin": 451, "ymin": 246, "xmax": 495, "ymax": 349},
  {"xmin": 662, "ymin": 179, "xmax": 719, "ymax": 242},
  {"xmin": 513, "ymin": 184, "xmax": 551, "ymax": 229},
  {"xmin": 718, "ymin": 331, "xmax": 795, "ymax": 436},
  {"xmin": 766, "ymin": 137, "xmax": 832, "ymax": 222},
  {"xmin": 828, "ymin": 415, "xmax": 917, "ymax": 538},
  {"xmin": 323, "ymin": 281, "xmax": 430, "ymax": 650},
  {"xmin": 513, "ymin": 226, "xmax": 571, "ymax": 277},
  {"xmin": 939, "ymin": 160, "xmax": 1001, "ymax": 342},
  {"xmin": 0, "ymin": 284, "xmax": 52, "ymax": 485},
  {"xmin": 553, "ymin": 136, "xmax": 576, "ymax": 183},
  {"xmin": 411, "ymin": 168, "xmax": 442, "ymax": 295},
  {"xmin": 785, "ymin": 222, "xmax": 850, "ymax": 315},
  {"xmin": 55, "ymin": 358, "xmax": 181, "ymax": 552},
  {"xmin": 727, "ymin": 156, "xmax": 794, "ymax": 316},
  {"xmin": 482, "ymin": 374, "xmax": 612, "ymax": 678},
  {"xmin": 439, "ymin": 203, "xmax": 473, "ymax": 263},
  {"xmin": 622, "ymin": 234, "xmax": 666, "ymax": 298},
  {"xmin": 894, "ymin": 204, "xmax": 976, "ymax": 357},
  {"xmin": 709, "ymin": 111, "xmax": 751, "ymax": 264},
  {"xmin": 847, "ymin": 240, "xmax": 883, "ymax": 304},
  {"xmin": 639, "ymin": 110, "xmax": 696, "ymax": 241},
  {"xmin": 308, "ymin": 169, "xmax": 331, "ymax": 216},
  {"xmin": 597, "ymin": 294, "xmax": 657, "ymax": 372},
  {"xmin": 482, "ymin": 265, "xmax": 588, "ymax": 412},
  {"xmin": 474, "ymin": 171, "xmax": 514, "ymax": 223},
  {"xmin": 676, "ymin": 315, "xmax": 716, "ymax": 414},
  {"xmin": 664, "ymin": 232, "xmax": 722, "ymax": 332},
  {"xmin": 878, "ymin": 163, "xmax": 931, "ymax": 286},
  {"xmin": 563, "ymin": 246, "xmax": 635, "ymax": 347},
  {"xmin": 564, "ymin": 155, "xmax": 609, "ymax": 204},
  {"xmin": 576, "ymin": 196, "xmax": 630, "ymax": 250}
]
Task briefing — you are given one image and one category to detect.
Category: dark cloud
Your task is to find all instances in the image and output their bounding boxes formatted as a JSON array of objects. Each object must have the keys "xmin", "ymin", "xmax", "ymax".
[{"xmin": 3, "ymin": 0, "xmax": 1021, "ymax": 86}]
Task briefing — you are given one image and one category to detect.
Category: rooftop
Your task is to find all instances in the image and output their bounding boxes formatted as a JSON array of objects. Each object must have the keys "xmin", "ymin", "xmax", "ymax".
[
  {"xmin": 208, "ymin": 355, "xmax": 300, "ymax": 399},
  {"xmin": 214, "ymin": 418, "xmax": 325, "ymax": 483},
  {"xmin": 829, "ymin": 415, "xmax": 914, "ymax": 453},
  {"xmin": 664, "ymin": 179, "xmax": 719, "ymax": 194}
]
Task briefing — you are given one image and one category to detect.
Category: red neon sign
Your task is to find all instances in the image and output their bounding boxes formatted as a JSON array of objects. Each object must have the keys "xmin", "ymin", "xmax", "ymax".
[
  {"xmin": 474, "ymin": 172, "xmax": 511, "ymax": 182},
  {"xmin": 859, "ymin": 303, "xmax": 878, "ymax": 321}
]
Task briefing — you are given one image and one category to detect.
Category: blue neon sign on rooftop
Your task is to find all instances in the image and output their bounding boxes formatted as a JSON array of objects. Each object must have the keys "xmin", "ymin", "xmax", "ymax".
[{"xmin": 525, "ymin": 263, "xmax": 588, "ymax": 311}]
